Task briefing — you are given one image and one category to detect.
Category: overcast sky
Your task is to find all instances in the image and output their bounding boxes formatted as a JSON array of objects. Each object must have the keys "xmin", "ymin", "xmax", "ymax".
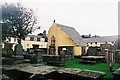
[{"xmin": 1, "ymin": 0, "xmax": 119, "ymax": 36}]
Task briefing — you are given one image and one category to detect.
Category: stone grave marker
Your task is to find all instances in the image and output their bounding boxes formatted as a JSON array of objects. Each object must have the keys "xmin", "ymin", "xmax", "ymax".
[{"xmin": 14, "ymin": 39, "xmax": 24, "ymax": 59}]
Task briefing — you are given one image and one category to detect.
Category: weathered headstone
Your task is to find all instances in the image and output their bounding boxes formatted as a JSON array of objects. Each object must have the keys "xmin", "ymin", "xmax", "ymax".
[
  {"xmin": 15, "ymin": 44, "xmax": 23, "ymax": 55},
  {"xmin": 57, "ymin": 68, "xmax": 82, "ymax": 80},
  {"xmin": 14, "ymin": 39, "xmax": 24, "ymax": 59},
  {"xmin": 21, "ymin": 65, "xmax": 58, "ymax": 80},
  {"xmin": 60, "ymin": 49, "xmax": 66, "ymax": 63},
  {"xmin": 76, "ymin": 70, "xmax": 105, "ymax": 80},
  {"xmin": 104, "ymin": 49, "xmax": 109, "ymax": 63},
  {"xmin": 30, "ymin": 54, "xmax": 38, "ymax": 64},
  {"xmin": 34, "ymin": 49, "xmax": 43, "ymax": 62},
  {"xmin": 115, "ymin": 49, "xmax": 120, "ymax": 63}
]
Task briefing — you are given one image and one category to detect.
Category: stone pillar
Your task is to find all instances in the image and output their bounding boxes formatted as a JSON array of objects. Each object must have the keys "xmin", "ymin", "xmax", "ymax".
[
  {"xmin": 109, "ymin": 52, "xmax": 114, "ymax": 63},
  {"xmin": 104, "ymin": 49, "xmax": 109, "ymax": 63}
]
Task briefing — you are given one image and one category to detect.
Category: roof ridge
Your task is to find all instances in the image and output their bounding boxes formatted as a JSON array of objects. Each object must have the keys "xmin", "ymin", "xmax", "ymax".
[
  {"xmin": 57, "ymin": 23, "xmax": 75, "ymax": 29},
  {"xmin": 56, "ymin": 23, "xmax": 86, "ymax": 46}
]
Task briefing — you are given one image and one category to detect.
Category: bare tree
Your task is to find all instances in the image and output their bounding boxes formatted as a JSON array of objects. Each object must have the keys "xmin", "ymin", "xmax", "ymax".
[{"xmin": 1, "ymin": 3, "xmax": 40, "ymax": 42}]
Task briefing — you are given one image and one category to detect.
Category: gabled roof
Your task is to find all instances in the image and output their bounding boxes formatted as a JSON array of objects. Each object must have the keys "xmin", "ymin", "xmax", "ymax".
[
  {"xmin": 57, "ymin": 23, "xmax": 86, "ymax": 46},
  {"xmin": 83, "ymin": 35, "xmax": 118, "ymax": 43}
]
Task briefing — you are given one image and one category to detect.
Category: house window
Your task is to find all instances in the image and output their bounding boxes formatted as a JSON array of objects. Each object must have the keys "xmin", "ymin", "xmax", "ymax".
[
  {"xmin": 37, "ymin": 38, "xmax": 40, "ymax": 41},
  {"xmin": 51, "ymin": 36, "xmax": 55, "ymax": 45},
  {"xmin": 30, "ymin": 37, "xmax": 34, "ymax": 41},
  {"xmin": 49, "ymin": 36, "xmax": 56, "ymax": 55}
]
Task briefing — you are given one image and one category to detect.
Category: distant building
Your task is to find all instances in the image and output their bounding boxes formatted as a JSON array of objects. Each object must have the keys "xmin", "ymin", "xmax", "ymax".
[
  {"xmin": 2, "ymin": 37, "xmax": 18, "ymax": 50},
  {"xmin": 83, "ymin": 35, "xmax": 119, "ymax": 56},
  {"xmin": 2, "ymin": 32, "xmax": 48, "ymax": 51},
  {"xmin": 22, "ymin": 35, "xmax": 47, "ymax": 51},
  {"xmin": 83, "ymin": 35, "xmax": 118, "ymax": 48}
]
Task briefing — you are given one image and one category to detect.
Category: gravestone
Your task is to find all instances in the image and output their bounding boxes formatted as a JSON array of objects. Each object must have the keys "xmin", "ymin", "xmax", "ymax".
[
  {"xmin": 76, "ymin": 70, "xmax": 105, "ymax": 80},
  {"xmin": 34, "ymin": 49, "xmax": 43, "ymax": 62},
  {"xmin": 30, "ymin": 54, "xmax": 38, "ymax": 64},
  {"xmin": 15, "ymin": 44, "xmax": 23, "ymax": 55},
  {"xmin": 115, "ymin": 49, "xmax": 120, "ymax": 63},
  {"xmin": 60, "ymin": 49, "xmax": 66, "ymax": 63},
  {"xmin": 14, "ymin": 39, "xmax": 24, "ymax": 60},
  {"xmin": 104, "ymin": 49, "xmax": 109, "ymax": 63},
  {"xmin": 57, "ymin": 68, "xmax": 82, "ymax": 80}
]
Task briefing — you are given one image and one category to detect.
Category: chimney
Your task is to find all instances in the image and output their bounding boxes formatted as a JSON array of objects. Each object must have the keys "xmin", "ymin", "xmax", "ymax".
[{"xmin": 53, "ymin": 20, "xmax": 55, "ymax": 23}]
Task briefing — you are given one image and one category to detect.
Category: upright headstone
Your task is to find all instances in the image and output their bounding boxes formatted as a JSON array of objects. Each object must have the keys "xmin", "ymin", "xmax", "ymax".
[
  {"xmin": 60, "ymin": 48, "xmax": 66, "ymax": 64},
  {"xmin": 15, "ymin": 44, "xmax": 23, "ymax": 55},
  {"xmin": 14, "ymin": 39, "xmax": 24, "ymax": 59},
  {"xmin": 104, "ymin": 49, "xmax": 109, "ymax": 63},
  {"xmin": 30, "ymin": 54, "xmax": 38, "ymax": 64},
  {"xmin": 34, "ymin": 49, "xmax": 42, "ymax": 62}
]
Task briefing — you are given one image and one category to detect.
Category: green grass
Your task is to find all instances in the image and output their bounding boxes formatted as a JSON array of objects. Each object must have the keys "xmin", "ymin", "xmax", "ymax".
[{"xmin": 63, "ymin": 59, "xmax": 120, "ymax": 79}]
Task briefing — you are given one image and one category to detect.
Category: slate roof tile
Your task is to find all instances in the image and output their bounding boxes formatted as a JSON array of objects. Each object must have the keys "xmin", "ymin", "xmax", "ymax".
[{"xmin": 57, "ymin": 23, "xmax": 86, "ymax": 46}]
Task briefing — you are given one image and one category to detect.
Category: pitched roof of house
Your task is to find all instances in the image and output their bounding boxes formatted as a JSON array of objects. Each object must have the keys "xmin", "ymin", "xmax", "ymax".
[
  {"xmin": 83, "ymin": 35, "xmax": 118, "ymax": 43},
  {"xmin": 57, "ymin": 23, "xmax": 86, "ymax": 46}
]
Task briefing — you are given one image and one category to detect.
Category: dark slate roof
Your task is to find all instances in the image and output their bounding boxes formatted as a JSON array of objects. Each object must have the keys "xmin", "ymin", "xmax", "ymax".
[
  {"xmin": 57, "ymin": 23, "xmax": 86, "ymax": 46},
  {"xmin": 83, "ymin": 35, "xmax": 118, "ymax": 43}
]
